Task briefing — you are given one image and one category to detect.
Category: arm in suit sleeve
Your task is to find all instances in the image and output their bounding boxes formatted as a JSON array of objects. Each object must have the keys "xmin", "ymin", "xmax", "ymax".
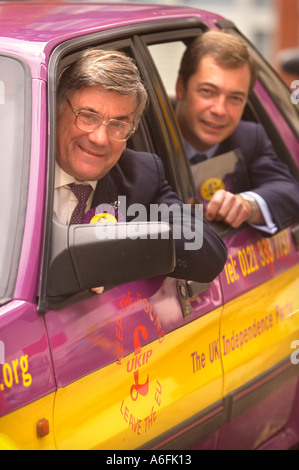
[
  {"xmin": 246, "ymin": 123, "xmax": 299, "ymax": 231},
  {"xmin": 151, "ymin": 154, "xmax": 227, "ymax": 283}
]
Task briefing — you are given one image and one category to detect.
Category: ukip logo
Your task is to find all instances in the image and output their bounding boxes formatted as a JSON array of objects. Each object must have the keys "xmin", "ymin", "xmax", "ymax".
[{"xmin": 83, "ymin": 201, "xmax": 125, "ymax": 225}]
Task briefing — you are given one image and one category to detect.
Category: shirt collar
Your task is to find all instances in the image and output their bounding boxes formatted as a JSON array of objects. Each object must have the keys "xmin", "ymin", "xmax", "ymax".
[
  {"xmin": 184, "ymin": 139, "xmax": 219, "ymax": 161},
  {"xmin": 55, "ymin": 162, "xmax": 98, "ymax": 191}
]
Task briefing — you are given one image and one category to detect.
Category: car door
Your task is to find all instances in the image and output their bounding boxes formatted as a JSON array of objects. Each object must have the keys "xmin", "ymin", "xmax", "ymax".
[
  {"xmin": 0, "ymin": 55, "xmax": 56, "ymax": 450},
  {"xmin": 215, "ymin": 24, "xmax": 299, "ymax": 450},
  {"xmin": 143, "ymin": 25, "xmax": 299, "ymax": 450},
  {"xmin": 218, "ymin": 225, "xmax": 299, "ymax": 449},
  {"xmin": 40, "ymin": 30, "xmax": 224, "ymax": 450}
]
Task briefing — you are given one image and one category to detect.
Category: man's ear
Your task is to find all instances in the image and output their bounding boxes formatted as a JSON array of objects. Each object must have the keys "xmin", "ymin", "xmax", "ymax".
[{"xmin": 176, "ymin": 74, "xmax": 185, "ymax": 101}]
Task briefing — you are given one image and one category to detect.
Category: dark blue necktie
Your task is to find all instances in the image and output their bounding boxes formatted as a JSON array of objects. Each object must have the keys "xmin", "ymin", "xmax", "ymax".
[{"xmin": 190, "ymin": 153, "xmax": 207, "ymax": 165}]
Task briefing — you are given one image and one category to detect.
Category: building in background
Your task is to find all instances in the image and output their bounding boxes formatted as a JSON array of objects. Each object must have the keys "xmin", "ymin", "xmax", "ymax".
[
  {"xmin": 177, "ymin": 0, "xmax": 278, "ymax": 62},
  {"xmin": 275, "ymin": 0, "xmax": 299, "ymax": 87},
  {"xmin": 171, "ymin": 0, "xmax": 299, "ymax": 87}
]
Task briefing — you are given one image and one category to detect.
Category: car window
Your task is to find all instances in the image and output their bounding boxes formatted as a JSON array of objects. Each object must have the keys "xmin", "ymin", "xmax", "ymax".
[
  {"xmin": 146, "ymin": 33, "xmax": 299, "ymax": 236},
  {"xmin": 148, "ymin": 41, "xmax": 186, "ymax": 98},
  {"xmin": 146, "ymin": 35, "xmax": 252, "ymax": 238},
  {"xmin": 0, "ymin": 56, "xmax": 30, "ymax": 304}
]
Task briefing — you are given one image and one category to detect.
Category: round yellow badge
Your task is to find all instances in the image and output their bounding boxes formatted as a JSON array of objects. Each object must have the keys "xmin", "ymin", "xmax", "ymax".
[
  {"xmin": 90, "ymin": 212, "xmax": 118, "ymax": 224},
  {"xmin": 200, "ymin": 178, "xmax": 225, "ymax": 201}
]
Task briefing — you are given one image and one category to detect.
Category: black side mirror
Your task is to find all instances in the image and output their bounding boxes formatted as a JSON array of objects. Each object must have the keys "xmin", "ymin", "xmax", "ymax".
[{"xmin": 47, "ymin": 217, "xmax": 175, "ymax": 298}]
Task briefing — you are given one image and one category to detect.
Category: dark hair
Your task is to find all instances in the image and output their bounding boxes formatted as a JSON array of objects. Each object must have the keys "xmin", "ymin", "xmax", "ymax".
[{"xmin": 179, "ymin": 30, "xmax": 257, "ymax": 93}]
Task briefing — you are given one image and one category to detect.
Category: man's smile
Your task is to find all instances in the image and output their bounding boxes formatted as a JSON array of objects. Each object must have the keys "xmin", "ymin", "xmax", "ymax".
[
  {"xmin": 78, "ymin": 144, "xmax": 106, "ymax": 158},
  {"xmin": 201, "ymin": 119, "xmax": 227, "ymax": 130}
]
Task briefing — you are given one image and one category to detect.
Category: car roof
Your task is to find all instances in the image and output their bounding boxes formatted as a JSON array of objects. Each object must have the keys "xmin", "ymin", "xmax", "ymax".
[{"xmin": 0, "ymin": 2, "xmax": 223, "ymax": 78}]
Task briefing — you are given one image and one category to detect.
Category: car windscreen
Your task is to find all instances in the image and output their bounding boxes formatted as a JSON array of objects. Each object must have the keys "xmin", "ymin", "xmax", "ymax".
[{"xmin": 0, "ymin": 56, "xmax": 30, "ymax": 304}]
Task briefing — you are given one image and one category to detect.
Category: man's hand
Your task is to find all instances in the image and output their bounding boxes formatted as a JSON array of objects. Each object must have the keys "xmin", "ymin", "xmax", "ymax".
[
  {"xmin": 91, "ymin": 287, "xmax": 105, "ymax": 295},
  {"xmin": 205, "ymin": 190, "xmax": 264, "ymax": 228}
]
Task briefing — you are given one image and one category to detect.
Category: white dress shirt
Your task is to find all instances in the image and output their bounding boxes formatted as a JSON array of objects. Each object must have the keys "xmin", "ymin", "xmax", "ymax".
[{"xmin": 54, "ymin": 162, "xmax": 98, "ymax": 225}]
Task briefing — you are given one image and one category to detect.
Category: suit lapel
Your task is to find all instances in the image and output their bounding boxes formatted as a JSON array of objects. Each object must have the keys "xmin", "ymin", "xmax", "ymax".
[{"xmin": 92, "ymin": 170, "xmax": 120, "ymax": 208}]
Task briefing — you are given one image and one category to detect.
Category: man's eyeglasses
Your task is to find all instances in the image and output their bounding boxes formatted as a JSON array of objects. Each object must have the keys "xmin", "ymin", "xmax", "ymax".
[{"xmin": 67, "ymin": 99, "xmax": 135, "ymax": 142}]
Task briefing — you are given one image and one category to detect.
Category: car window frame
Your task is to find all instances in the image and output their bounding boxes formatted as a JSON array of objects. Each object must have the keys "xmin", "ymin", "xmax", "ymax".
[
  {"xmin": 0, "ymin": 53, "xmax": 32, "ymax": 305},
  {"xmin": 39, "ymin": 20, "xmax": 205, "ymax": 313},
  {"xmin": 141, "ymin": 28, "xmax": 299, "ymax": 240},
  {"xmin": 139, "ymin": 31, "xmax": 253, "ymax": 240},
  {"xmin": 40, "ymin": 37, "xmax": 140, "ymax": 313}
]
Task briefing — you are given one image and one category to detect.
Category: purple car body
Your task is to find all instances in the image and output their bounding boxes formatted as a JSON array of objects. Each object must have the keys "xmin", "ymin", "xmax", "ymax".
[{"xmin": 0, "ymin": 2, "xmax": 299, "ymax": 450}]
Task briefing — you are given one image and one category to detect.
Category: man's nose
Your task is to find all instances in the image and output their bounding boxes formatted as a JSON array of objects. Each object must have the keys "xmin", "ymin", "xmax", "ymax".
[
  {"xmin": 88, "ymin": 123, "xmax": 109, "ymax": 145},
  {"xmin": 210, "ymin": 95, "xmax": 227, "ymax": 115}
]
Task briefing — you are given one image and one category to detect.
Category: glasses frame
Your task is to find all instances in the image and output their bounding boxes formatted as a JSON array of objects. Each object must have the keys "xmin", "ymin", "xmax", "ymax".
[{"xmin": 66, "ymin": 99, "xmax": 135, "ymax": 142}]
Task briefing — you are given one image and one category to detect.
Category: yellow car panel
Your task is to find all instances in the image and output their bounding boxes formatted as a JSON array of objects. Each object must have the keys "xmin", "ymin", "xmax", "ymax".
[
  {"xmin": 0, "ymin": 393, "xmax": 56, "ymax": 450},
  {"xmin": 53, "ymin": 308, "xmax": 223, "ymax": 450}
]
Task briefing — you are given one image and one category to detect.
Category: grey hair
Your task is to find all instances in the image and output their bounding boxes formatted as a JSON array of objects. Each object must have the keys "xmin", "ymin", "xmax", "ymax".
[{"xmin": 57, "ymin": 49, "xmax": 148, "ymax": 123}]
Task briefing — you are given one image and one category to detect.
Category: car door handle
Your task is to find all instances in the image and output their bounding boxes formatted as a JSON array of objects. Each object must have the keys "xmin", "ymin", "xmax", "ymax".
[
  {"xmin": 178, "ymin": 280, "xmax": 211, "ymax": 318},
  {"xmin": 186, "ymin": 281, "xmax": 211, "ymax": 298}
]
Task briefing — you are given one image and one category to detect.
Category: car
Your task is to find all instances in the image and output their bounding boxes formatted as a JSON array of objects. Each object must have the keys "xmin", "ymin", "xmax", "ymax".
[{"xmin": 0, "ymin": 1, "xmax": 299, "ymax": 451}]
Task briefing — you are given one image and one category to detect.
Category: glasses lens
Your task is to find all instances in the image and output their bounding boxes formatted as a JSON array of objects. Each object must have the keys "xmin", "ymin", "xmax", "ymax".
[
  {"xmin": 76, "ymin": 111, "xmax": 100, "ymax": 132},
  {"xmin": 108, "ymin": 120, "xmax": 132, "ymax": 141},
  {"xmin": 75, "ymin": 111, "xmax": 133, "ymax": 141}
]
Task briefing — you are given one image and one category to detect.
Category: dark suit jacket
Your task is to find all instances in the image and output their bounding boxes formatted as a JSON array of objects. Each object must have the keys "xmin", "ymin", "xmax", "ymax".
[
  {"xmin": 91, "ymin": 148, "xmax": 227, "ymax": 283},
  {"xmin": 215, "ymin": 121, "xmax": 299, "ymax": 231}
]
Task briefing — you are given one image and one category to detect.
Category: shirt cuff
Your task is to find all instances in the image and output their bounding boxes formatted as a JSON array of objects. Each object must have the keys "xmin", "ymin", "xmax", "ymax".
[{"xmin": 244, "ymin": 191, "xmax": 278, "ymax": 235}]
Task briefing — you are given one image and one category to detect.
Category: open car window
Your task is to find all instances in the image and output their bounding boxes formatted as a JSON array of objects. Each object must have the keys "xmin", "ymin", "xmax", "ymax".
[
  {"xmin": 145, "ymin": 36, "xmax": 256, "ymax": 237},
  {"xmin": 145, "ymin": 33, "xmax": 299, "ymax": 239}
]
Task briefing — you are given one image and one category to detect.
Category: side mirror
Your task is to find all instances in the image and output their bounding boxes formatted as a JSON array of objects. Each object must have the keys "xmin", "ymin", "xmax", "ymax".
[
  {"xmin": 47, "ymin": 217, "xmax": 175, "ymax": 298},
  {"xmin": 278, "ymin": 48, "xmax": 299, "ymax": 74}
]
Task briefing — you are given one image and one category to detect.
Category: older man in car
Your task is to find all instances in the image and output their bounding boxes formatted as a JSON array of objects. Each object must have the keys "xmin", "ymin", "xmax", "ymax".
[{"xmin": 54, "ymin": 49, "xmax": 227, "ymax": 286}]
